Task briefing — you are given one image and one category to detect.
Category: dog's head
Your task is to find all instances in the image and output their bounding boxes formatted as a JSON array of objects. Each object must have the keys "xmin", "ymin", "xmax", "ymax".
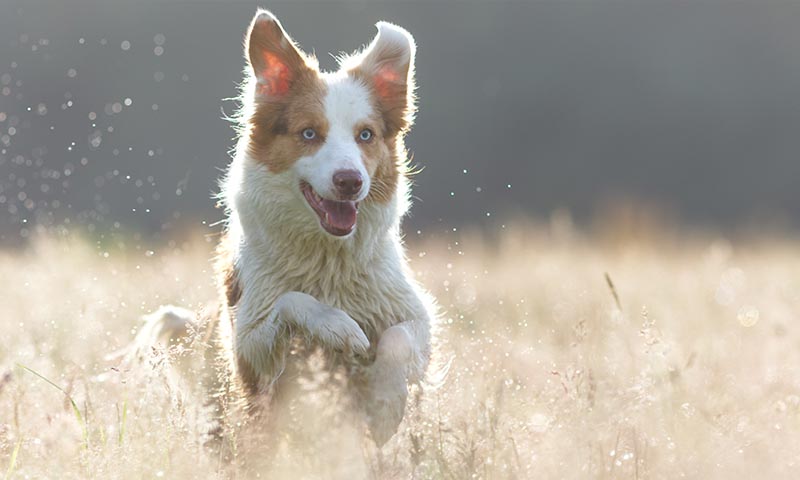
[{"xmin": 240, "ymin": 10, "xmax": 415, "ymax": 238}]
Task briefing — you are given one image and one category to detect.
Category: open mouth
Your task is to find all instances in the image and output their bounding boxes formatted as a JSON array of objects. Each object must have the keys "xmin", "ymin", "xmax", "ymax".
[{"xmin": 301, "ymin": 181, "xmax": 359, "ymax": 237}]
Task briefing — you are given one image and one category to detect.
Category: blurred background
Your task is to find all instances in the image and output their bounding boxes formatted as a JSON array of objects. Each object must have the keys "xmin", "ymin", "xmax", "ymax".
[{"xmin": 2, "ymin": 0, "xmax": 800, "ymax": 245}]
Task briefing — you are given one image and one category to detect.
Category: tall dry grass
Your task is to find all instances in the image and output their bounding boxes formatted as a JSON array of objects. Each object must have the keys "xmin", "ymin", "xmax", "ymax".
[{"xmin": 2, "ymin": 224, "xmax": 800, "ymax": 479}]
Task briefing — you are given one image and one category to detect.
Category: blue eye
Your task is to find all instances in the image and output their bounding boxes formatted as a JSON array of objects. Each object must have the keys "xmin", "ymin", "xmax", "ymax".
[
  {"xmin": 358, "ymin": 129, "xmax": 373, "ymax": 142},
  {"xmin": 302, "ymin": 128, "xmax": 316, "ymax": 140}
]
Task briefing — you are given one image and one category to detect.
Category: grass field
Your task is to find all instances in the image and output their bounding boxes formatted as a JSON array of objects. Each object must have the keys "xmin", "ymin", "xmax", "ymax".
[{"xmin": 2, "ymin": 222, "xmax": 800, "ymax": 479}]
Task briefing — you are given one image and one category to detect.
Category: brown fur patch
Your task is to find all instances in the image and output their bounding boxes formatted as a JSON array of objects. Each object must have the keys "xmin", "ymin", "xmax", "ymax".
[
  {"xmin": 371, "ymin": 136, "xmax": 403, "ymax": 204},
  {"xmin": 349, "ymin": 70, "xmax": 413, "ymax": 139},
  {"xmin": 248, "ymin": 80, "xmax": 329, "ymax": 173},
  {"xmin": 351, "ymin": 116, "xmax": 401, "ymax": 203},
  {"xmin": 245, "ymin": 13, "xmax": 329, "ymax": 173},
  {"xmin": 236, "ymin": 352, "xmax": 262, "ymax": 397},
  {"xmin": 215, "ymin": 233, "xmax": 262, "ymax": 398},
  {"xmin": 347, "ymin": 36, "xmax": 416, "ymax": 139},
  {"xmin": 247, "ymin": 13, "xmax": 313, "ymax": 97},
  {"xmin": 214, "ymin": 233, "xmax": 241, "ymax": 308}
]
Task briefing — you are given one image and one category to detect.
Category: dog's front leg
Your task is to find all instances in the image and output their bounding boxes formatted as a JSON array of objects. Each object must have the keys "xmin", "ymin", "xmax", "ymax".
[
  {"xmin": 364, "ymin": 322, "xmax": 427, "ymax": 446},
  {"xmin": 235, "ymin": 292, "xmax": 370, "ymax": 389},
  {"xmin": 274, "ymin": 292, "xmax": 371, "ymax": 353}
]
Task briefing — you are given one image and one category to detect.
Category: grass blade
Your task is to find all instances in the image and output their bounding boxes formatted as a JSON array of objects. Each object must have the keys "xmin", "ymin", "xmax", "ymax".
[
  {"xmin": 2, "ymin": 438, "xmax": 22, "ymax": 480},
  {"xmin": 15, "ymin": 363, "xmax": 89, "ymax": 449},
  {"xmin": 604, "ymin": 272, "xmax": 623, "ymax": 312},
  {"xmin": 118, "ymin": 399, "xmax": 128, "ymax": 446}
]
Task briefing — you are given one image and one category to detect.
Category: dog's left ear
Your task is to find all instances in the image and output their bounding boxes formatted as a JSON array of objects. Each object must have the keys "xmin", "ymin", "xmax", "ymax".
[{"xmin": 349, "ymin": 22, "xmax": 416, "ymax": 134}]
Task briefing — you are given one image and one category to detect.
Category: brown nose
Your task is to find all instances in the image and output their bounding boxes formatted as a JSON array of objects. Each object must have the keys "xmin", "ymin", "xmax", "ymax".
[{"xmin": 333, "ymin": 170, "xmax": 363, "ymax": 197}]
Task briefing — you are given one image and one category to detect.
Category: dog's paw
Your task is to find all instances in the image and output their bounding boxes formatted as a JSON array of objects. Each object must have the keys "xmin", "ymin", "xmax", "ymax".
[
  {"xmin": 364, "ymin": 366, "xmax": 408, "ymax": 447},
  {"xmin": 316, "ymin": 306, "xmax": 370, "ymax": 355}
]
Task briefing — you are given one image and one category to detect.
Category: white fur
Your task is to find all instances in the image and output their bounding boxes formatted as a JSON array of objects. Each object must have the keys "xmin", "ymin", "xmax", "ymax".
[{"xmin": 108, "ymin": 305, "xmax": 198, "ymax": 364}]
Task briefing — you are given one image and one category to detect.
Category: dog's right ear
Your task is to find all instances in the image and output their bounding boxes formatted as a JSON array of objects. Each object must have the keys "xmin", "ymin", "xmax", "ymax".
[{"xmin": 245, "ymin": 10, "xmax": 315, "ymax": 97}]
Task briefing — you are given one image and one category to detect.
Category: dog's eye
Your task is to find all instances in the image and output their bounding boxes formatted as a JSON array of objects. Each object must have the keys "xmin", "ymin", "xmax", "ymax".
[
  {"xmin": 301, "ymin": 128, "xmax": 317, "ymax": 141},
  {"xmin": 358, "ymin": 129, "xmax": 373, "ymax": 142}
]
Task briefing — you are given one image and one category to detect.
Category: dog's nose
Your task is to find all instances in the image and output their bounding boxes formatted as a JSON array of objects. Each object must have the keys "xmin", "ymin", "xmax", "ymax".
[{"xmin": 333, "ymin": 170, "xmax": 363, "ymax": 197}]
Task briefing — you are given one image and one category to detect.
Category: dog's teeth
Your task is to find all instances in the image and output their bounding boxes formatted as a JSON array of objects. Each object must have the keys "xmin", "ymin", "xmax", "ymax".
[{"xmin": 325, "ymin": 212, "xmax": 330, "ymax": 223}]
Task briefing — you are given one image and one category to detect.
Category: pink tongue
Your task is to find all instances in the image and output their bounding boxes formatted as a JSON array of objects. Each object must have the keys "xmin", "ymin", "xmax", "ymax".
[{"xmin": 320, "ymin": 199, "xmax": 357, "ymax": 231}]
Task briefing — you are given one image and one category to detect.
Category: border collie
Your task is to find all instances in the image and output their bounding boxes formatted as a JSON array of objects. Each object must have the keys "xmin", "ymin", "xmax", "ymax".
[{"xmin": 135, "ymin": 10, "xmax": 437, "ymax": 447}]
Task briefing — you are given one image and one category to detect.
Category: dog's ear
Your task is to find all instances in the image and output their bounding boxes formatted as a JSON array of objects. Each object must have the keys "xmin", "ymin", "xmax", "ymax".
[
  {"xmin": 245, "ymin": 10, "xmax": 315, "ymax": 97},
  {"xmin": 349, "ymin": 22, "xmax": 417, "ymax": 134}
]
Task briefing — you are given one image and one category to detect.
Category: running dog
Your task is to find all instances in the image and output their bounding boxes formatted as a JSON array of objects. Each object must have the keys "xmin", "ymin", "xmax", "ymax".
[{"xmin": 136, "ymin": 10, "xmax": 436, "ymax": 447}]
